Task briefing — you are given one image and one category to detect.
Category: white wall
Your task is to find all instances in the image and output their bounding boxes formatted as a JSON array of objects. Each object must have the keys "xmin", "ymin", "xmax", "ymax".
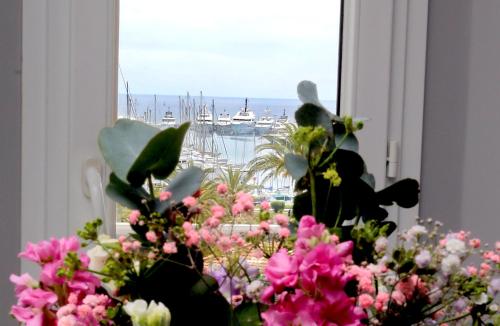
[
  {"xmin": 0, "ymin": 0, "xmax": 21, "ymax": 324},
  {"xmin": 421, "ymin": 0, "xmax": 500, "ymax": 245}
]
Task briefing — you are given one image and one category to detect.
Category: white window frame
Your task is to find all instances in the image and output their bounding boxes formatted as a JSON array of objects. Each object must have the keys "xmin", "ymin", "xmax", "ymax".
[
  {"xmin": 21, "ymin": 0, "xmax": 428, "ymax": 255},
  {"xmin": 340, "ymin": 0, "xmax": 428, "ymax": 230}
]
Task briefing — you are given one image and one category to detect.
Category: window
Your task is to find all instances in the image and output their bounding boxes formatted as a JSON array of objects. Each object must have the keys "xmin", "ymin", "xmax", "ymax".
[
  {"xmin": 21, "ymin": 0, "xmax": 428, "ymax": 247},
  {"xmin": 116, "ymin": 0, "xmax": 343, "ymax": 225}
]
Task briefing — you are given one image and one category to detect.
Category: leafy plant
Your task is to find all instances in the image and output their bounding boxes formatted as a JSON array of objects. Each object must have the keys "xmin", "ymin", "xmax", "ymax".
[
  {"xmin": 286, "ymin": 81, "xmax": 420, "ymax": 262},
  {"xmin": 98, "ymin": 119, "xmax": 231, "ymax": 325}
]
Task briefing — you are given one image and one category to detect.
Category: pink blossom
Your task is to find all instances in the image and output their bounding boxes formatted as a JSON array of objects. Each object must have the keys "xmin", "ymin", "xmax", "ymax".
[
  {"xmin": 217, "ymin": 236, "xmax": 232, "ymax": 252},
  {"xmin": 358, "ymin": 294, "xmax": 374, "ymax": 309},
  {"xmin": 231, "ymin": 203, "xmax": 244, "ymax": 215},
  {"xmin": 331, "ymin": 234, "xmax": 340, "ymax": 244},
  {"xmin": 274, "ymin": 214, "xmax": 289, "ymax": 227},
  {"xmin": 132, "ymin": 241, "xmax": 141, "ymax": 250},
  {"xmin": 279, "ymin": 227, "xmax": 290, "ymax": 238},
  {"xmin": 200, "ymin": 228, "xmax": 216, "ymax": 244},
  {"xmin": 185, "ymin": 230, "xmax": 200, "ymax": 247},
  {"xmin": 467, "ymin": 265, "xmax": 478, "ymax": 276},
  {"xmin": 264, "ymin": 249, "xmax": 298, "ymax": 291},
  {"xmin": 18, "ymin": 238, "xmax": 61, "ymax": 264},
  {"xmin": 261, "ymin": 201, "xmax": 270, "ymax": 211},
  {"xmin": 122, "ymin": 241, "xmax": 133, "ymax": 253},
  {"xmin": 247, "ymin": 229, "xmax": 263, "ymax": 238},
  {"xmin": 210, "ymin": 205, "xmax": 225, "ymax": 219},
  {"xmin": 146, "ymin": 231, "xmax": 158, "ymax": 243},
  {"xmin": 163, "ymin": 242, "xmax": 178, "ymax": 254},
  {"xmin": 128, "ymin": 210, "xmax": 141, "ymax": 225},
  {"xmin": 118, "ymin": 235, "xmax": 127, "ymax": 243},
  {"xmin": 159, "ymin": 191, "xmax": 172, "ymax": 201},
  {"xmin": 10, "ymin": 273, "xmax": 37, "ymax": 295},
  {"xmin": 439, "ymin": 238, "xmax": 447, "ymax": 247},
  {"xmin": 182, "ymin": 221, "xmax": 194, "ymax": 233},
  {"xmin": 259, "ymin": 221, "xmax": 270, "ymax": 232},
  {"xmin": 391, "ymin": 290, "xmax": 406, "ymax": 305},
  {"xmin": 496, "ymin": 241, "xmax": 500, "ymax": 251},
  {"xmin": 216, "ymin": 183, "xmax": 228, "ymax": 194},
  {"xmin": 297, "ymin": 215, "xmax": 325, "ymax": 240},
  {"xmin": 469, "ymin": 238, "xmax": 481, "ymax": 248},
  {"xmin": 205, "ymin": 217, "xmax": 220, "ymax": 228},
  {"xmin": 395, "ymin": 275, "xmax": 427, "ymax": 300},
  {"xmin": 182, "ymin": 196, "xmax": 197, "ymax": 208},
  {"xmin": 375, "ymin": 292, "xmax": 390, "ymax": 312}
]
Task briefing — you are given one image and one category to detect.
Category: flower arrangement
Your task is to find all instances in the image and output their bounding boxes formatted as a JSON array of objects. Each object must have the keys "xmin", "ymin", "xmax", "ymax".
[{"xmin": 10, "ymin": 81, "xmax": 499, "ymax": 325}]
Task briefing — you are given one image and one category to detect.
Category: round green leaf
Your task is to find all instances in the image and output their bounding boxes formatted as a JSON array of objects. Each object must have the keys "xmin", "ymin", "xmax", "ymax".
[
  {"xmin": 284, "ymin": 153, "xmax": 308, "ymax": 180},
  {"xmin": 98, "ymin": 119, "xmax": 159, "ymax": 182}
]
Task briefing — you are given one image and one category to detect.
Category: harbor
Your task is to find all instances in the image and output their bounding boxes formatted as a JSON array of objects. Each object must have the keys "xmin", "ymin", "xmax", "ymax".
[{"xmin": 118, "ymin": 91, "xmax": 336, "ymax": 202}]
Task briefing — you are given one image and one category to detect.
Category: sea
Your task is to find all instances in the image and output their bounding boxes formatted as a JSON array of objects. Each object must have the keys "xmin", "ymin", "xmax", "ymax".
[{"xmin": 118, "ymin": 94, "xmax": 336, "ymax": 173}]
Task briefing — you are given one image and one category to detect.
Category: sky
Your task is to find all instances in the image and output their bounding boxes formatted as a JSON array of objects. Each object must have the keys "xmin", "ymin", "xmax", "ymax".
[{"xmin": 119, "ymin": 0, "xmax": 341, "ymax": 100}]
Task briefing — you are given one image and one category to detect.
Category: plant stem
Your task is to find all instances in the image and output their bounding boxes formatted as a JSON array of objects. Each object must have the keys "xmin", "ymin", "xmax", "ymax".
[
  {"xmin": 318, "ymin": 132, "xmax": 349, "ymax": 168},
  {"xmin": 309, "ymin": 169, "xmax": 317, "ymax": 217},
  {"xmin": 147, "ymin": 175, "xmax": 155, "ymax": 200}
]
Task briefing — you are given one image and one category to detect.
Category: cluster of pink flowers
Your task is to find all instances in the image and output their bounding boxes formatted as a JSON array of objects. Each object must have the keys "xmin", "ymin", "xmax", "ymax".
[
  {"xmin": 231, "ymin": 191, "xmax": 254, "ymax": 215},
  {"xmin": 10, "ymin": 237, "xmax": 112, "ymax": 326},
  {"xmin": 260, "ymin": 216, "xmax": 366, "ymax": 326}
]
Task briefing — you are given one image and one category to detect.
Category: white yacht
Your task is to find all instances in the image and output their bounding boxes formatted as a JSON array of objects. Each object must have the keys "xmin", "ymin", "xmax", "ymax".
[
  {"xmin": 255, "ymin": 108, "xmax": 275, "ymax": 135},
  {"xmin": 196, "ymin": 104, "xmax": 214, "ymax": 132},
  {"xmin": 273, "ymin": 109, "xmax": 289, "ymax": 133},
  {"xmin": 231, "ymin": 98, "xmax": 256, "ymax": 134},
  {"xmin": 159, "ymin": 109, "xmax": 176, "ymax": 129},
  {"xmin": 215, "ymin": 110, "xmax": 232, "ymax": 135}
]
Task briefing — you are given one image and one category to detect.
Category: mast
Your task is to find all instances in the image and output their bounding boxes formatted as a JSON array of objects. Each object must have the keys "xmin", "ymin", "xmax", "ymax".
[{"xmin": 245, "ymin": 98, "xmax": 248, "ymax": 112}]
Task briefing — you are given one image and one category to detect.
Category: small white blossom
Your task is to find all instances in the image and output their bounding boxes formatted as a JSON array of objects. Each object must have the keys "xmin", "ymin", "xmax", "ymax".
[
  {"xmin": 472, "ymin": 293, "xmax": 488, "ymax": 305},
  {"xmin": 415, "ymin": 250, "xmax": 432, "ymax": 268},
  {"xmin": 124, "ymin": 299, "xmax": 171, "ymax": 326},
  {"xmin": 374, "ymin": 237, "xmax": 388, "ymax": 253},
  {"xmin": 445, "ymin": 238, "xmax": 466, "ymax": 256},
  {"xmin": 441, "ymin": 254, "xmax": 461, "ymax": 275},
  {"xmin": 406, "ymin": 225, "xmax": 428, "ymax": 241}
]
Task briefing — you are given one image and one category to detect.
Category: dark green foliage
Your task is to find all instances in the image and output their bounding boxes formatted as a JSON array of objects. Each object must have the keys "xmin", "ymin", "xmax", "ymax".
[
  {"xmin": 271, "ymin": 201, "xmax": 285, "ymax": 213},
  {"xmin": 287, "ymin": 103, "xmax": 420, "ymax": 263}
]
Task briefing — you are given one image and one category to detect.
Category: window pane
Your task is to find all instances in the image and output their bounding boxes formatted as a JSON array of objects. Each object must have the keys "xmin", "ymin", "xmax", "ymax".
[{"xmin": 117, "ymin": 0, "xmax": 342, "ymax": 222}]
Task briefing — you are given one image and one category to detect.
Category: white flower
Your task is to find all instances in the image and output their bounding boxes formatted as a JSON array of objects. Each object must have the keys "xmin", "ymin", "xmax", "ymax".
[
  {"xmin": 405, "ymin": 225, "xmax": 428, "ymax": 241},
  {"xmin": 445, "ymin": 238, "xmax": 466, "ymax": 256},
  {"xmin": 441, "ymin": 254, "xmax": 461, "ymax": 275},
  {"xmin": 374, "ymin": 237, "xmax": 388, "ymax": 253},
  {"xmin": 87, "ymin": 235, "xmax": 119, "ymax": 273},
  {"xmin": 124, "ymin": 299, "xmax": 171, "ymax": 326},
  {"xmin": 472, "ymin": 293, "xmax": 488, "ymax": 305},
  {"xmin": 415, "ymin": 250, "xmax": 432, "ymax": 268}
]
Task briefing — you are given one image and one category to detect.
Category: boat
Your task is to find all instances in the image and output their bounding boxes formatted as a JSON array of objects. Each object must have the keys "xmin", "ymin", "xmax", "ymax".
[
  {"xmin": 196, "ymin": 104, "xmax": 214, "ymax": 132},
  {"xmin": 215, "ymin": 109, "xmax": 232, "ymax": 135},
  {"xmin": 231, "ymin": 98, "xmax": 256, "ymax": 135},
  {"xmin": 272, "ymin": 109, "xmax": 289, "ymax": 133},
  {"xmin": 255, "ymin": 108, "xmax": 275, "ymax": 135},
  {"xmin": 159, "ymin": 108, "xmax": 176, "ymax": 129}
]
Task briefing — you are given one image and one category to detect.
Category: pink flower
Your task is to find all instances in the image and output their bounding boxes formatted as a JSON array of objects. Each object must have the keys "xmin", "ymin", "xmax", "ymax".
[
  {"xmin": 122, "ymin": 241, "xmax": 133, "ymax": 253},
  {"xmin": 159, "ymin": 191, "xmax": 172, "ymax": 202},
  {"xmin": 205, "ymin": 217, "xmax": 220, "ymax": 228},
  {"xmin": 200, "ymin": 228, "xmax": 216, "ymax": 244},
  {"xmin": 264, "ymin": 249, "xmax": 298, "ymax": 291},
  {"xmin": 163, "ymin": 242, "xmax": 178, "ymax": 254},
  {"xmin": 216, "ymin": 183, "xmax": 228, "ymax": 194},
  {"xmin": 467, "ymin": 265, "xmax": 478, "ymax": 276},
  {"xmin": 395, "ymin": 275, "xmax": 427, "ymax": 300},
  {"xmin": 261, "ymin": 201, "xmax": 270, "ymax": 211},
  {"xmin": 128, "ymin": 210, "xmax": 141, "ymax": 225},
  {"xmin": 18, "ymin": 238, "xmax": 60, "ymax": 264},
  {"xmin": 210, "ymin": 205, "xmax": 225, "ymax": 219},
  {"xmin": 118, "ymin": 235, "xmax": 127, "ymax": 243},
  {"xmin": 391, "ymin": 290, "xmax": 406, "ymax": 305},
  {"xmin": 10, "ymin": 273, "xmax": 37, "ymax": 295},
  {"xmin": 279, "ymin": 228, "xmax": 290, "ymax": 238},
  {"xmin": 358, "ymin": 294, "xmax": 374, "ymax": 309},
  {"xmin": 132, "ymin": 241, "xmax": 141, "ymax": 250},
  {"xmin": 247, "ymin": 229, "xmax": 263, "ymax": 238},
  {"xmin": 297, "ymin": 215, "xmax": 325, "ymax": 240},
  {"xmin": 259, "ymin": 221, "xmax": 270, "ymax": 232},
  {"xmin": 146, "ymin": 231, "xmax": 158, "ymax": 243},
  {"xmin": 375, "ymin": 292, "xmax": 390, "ymax": 312},
  {"xmin": 182, "ymin": 196, "xmax": 197, "ymax": 208},
  {"xmin": 469, "ymin": 238, "xmax": 481, "ymax": 248},
  {"xmin": 217, "ymin": 236, "xmax": 232, "ymax": 252},
  {"xmin": 182, "ymin": 221, "xmax": 194, "ymax": 232},
  {"xmin": 231, "ymin": 203, "xmax": 244, "ymax": 215},
  {"xmin": 496, "ymin": 241, "xmax": 500, "ymax": 252},
  {"xmin": 274, "ymin": 214, "xmax": 289, "ymax": 227},
  {"xmin": 185, "ymin": 230, "xmax": 200, "ymax": 247}
]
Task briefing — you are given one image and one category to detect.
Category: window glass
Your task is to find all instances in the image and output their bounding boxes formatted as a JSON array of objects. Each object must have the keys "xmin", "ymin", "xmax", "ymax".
[{"xmin": 118, "ymin": 0, "xmax": 342, "ymax": 222}]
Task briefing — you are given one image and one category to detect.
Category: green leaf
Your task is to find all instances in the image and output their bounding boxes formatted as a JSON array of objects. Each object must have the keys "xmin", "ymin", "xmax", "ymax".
[
  {"xmin": 284, "ymin": 153, "xmax": 308, "ymax": 180},
  {"xmin": 234, "ymin": 302, "xmax": 262, "ymax": 326},
  {"xmin": 127, "ymin": 123, "xmax": 190, "ymax": 187},
  {"xmin": 105, "ymin": 173, "xmax": 149, "ymax": 209},
  {"xmin": 297, "ymin": 80, "xmax": 323, "ymax": 107},
  {"xmin": 189, "ymin": 275, "xmax": 219, "ymax": 297},
  {"xmin": 155, "ymin": 166, "xmax": 203, "ymax": 214},
  {"xmin": 98, "ymin": 119, "xmax": 159, "ymax": 183},
  {"xmin": 295, "ymin": 103, "xmax": 334, "ymax": 135}
]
